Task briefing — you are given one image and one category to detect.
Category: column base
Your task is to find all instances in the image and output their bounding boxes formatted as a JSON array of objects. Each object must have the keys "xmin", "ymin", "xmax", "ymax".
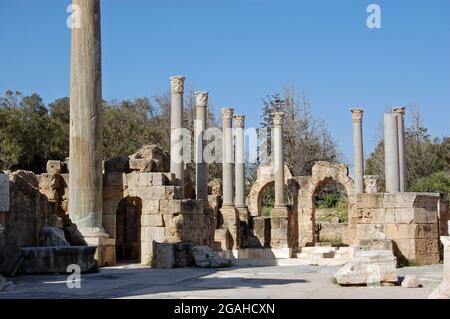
[
  {"xmin": 270, "ymin": 205, "xmax": 290, "ymax": 218},
  {"xmin": 270, "ymin": 206, "xmax": 291, "ymax": 248},
  {"xmin": 219, "ymin": 205, "xmax": 240, "ymax": 250},
  {"xmin": 79, "ymin": 227, "xmax": 116, "ymax": 267}
]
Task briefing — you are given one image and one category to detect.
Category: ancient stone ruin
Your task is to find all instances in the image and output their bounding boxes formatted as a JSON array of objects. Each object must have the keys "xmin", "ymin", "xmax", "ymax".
[{"xmin": 0, "ymin": 0, "xmax": 448, "ymax": 298}]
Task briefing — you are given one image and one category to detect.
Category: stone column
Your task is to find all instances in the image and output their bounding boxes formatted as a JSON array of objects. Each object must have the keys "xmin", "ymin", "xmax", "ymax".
[
  {"xmin": 234, "ymin": 115, "xmax": 250, "ymax": 248},
  {"xmin": 217, "ymin": 108, "xmax": 240, "ymax": 251},
  {"xmin": 69, "ymin": 0, "xmax": 103, "ymax": 232},
  {"xmin": 221, "ymin": 108, "xmax": 234, "ymax": 207},
  {"xmin": 272, "ymin": 112, "xmax": 286, "ymax": 209},
  {"xmin": 393, "ymin": 107, "xmax": 407, "ymax": 192},
  {"xmin": 69, "ymin": 0, "xmax": 114, "ymax": 266},
  {"xmin": 234, "ymin": 115, "xmax": 246, "ymax": 208},
  {"xmin": 270, "ymin": 112, "xmax": 291, "ymax": 251},
  {"xmin": 195, "ymin": 91, "xmax": 208, "ymax": 201},
  {"xmin": 351, "ymin": 108, "xmax": 364, "ymax": 193},
  {"xmin": 170, "ymin": 76, "xmax": 185, "ymax": 196},
  {"xmin": 384, "ymin": 113, "xmax": 400, "ymax": 193}
]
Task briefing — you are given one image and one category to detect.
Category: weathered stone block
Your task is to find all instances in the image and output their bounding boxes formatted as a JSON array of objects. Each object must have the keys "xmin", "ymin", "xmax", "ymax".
[
  {"xmin": 141, "ymin": 214, "xmax": 164, "ymax": 227},
  {"xmin": 152, "ymin": 173, "xmax": 170, "ymax": 186},
  {"xmin": 137, "ymin": 173, "xmax": 153, "ymax": 187},
  {"xmin": 153, "ymin": 242, "xmax": 175, "ymax": 268},
  {"xmin": 142, "ymin": 226, "xmax": 165, "ymax": 243},
  {"xmin": 103, "ymin": 172, "xmax": 127, "ymax": 187},
  {"xmin": 192, "ymin": 246, "xmax": 231, "ymax": 268},
  {"xmin": 169, "ymin": 199, "xmax": 182, "ymax": 214},
  {"xmin": 334, "ymin": 250, "xmax": 398, "ymax": 285},
  {"xmin": 129, "ymin": 158, "xmax": 153, "ymax": 172},
  {"xmin": 354, "ymin": 193, "xmax": 384, "ymax": 209},
  {"xmin": 39, "ymin": 227, "xmax": 70, "ymax": 246},
  {"xmin": 46, "ymin": 160, "xmax": 63, "ymax": 174},
  {"xmin": 356, "ymin": 224, "xmax": 385, "ymax": 241},
  {"xmin": 141, "ymin": 199, "xmax": 160, "ymax": 215}
]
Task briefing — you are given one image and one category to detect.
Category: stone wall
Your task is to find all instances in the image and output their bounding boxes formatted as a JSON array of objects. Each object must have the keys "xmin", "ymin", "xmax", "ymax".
[
  {"xmin": 354, "ymin": 192, "xmax": 440, "ymax": 265},
  {"xmin": 0, "ymin": 171, "xmax": 61, "ymax": 272}
]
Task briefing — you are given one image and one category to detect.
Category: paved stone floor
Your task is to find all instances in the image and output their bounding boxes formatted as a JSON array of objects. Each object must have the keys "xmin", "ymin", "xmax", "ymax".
[{"xmin": 0, "ymin": 263, "xmax": 443, "ymax": 299}]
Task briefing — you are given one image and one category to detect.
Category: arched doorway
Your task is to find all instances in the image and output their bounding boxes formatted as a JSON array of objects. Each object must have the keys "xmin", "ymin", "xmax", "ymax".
[
  {"xmin": 258, "ymin": 181, "xmax": 295, "ymax": 217},
  {"xmin": 115, "ymin": 196, "xmax": 142, "ymax": 262},
  {"xmin": 312, "ymin": 178, "xmax": 349, "ymax": 246}
]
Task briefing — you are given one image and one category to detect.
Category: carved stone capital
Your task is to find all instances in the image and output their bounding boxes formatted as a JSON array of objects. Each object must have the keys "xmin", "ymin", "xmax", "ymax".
[
  {"xmin": 170, "ymin": 76, "xmax": 185, "ymax": 94},
  {"xmin": 195, "ymin": 91, "xmax": 208, "ymax": 107},
  {"xmin": 272, "ymin": 112, "xmax": 284, "ymax": 126},
  {"xmin": 221, "ymin": 108, "xmax": 234, "ymax": 120},
  {"xmin": 234, "ymin": 115, "xmax": 245, "ymax": 128},
  {"xmin": 393, "ymin": 106, "xmax": 406, "ymax": 118},
  {"xmin": 351, "ymin": 108, "xmax": 364, "ymax": 122}
]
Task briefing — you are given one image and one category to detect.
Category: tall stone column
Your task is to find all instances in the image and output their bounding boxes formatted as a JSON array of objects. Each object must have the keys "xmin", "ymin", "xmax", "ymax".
[
  {"xmin": 69, "ymin": 0, "xmax": 114, "ymax": 266},
  {"xmin": 234, "ymin": 115, "xmax": 250, "ymax": 248},
  {"xmin": 270, "ymin": 112, "xmax": 291, "ymax": 251},
  {"xmin": 221, "ymin": 108, "xmax": 234, "ymax": 207},
  {"xmin": 170, "ymin": 76, "xmax": 185, "ymax": 196},
  {"xmin": 384, "ymin": 113, "xmax": 400, "ymax": 193},
  {"xmin": 217, "ymin": 108, "xmax": 240, "ymax": 251},
  {"xmin": 195, "ymin": 91, "xmax": 208, "ymax": 201},
  {"xmin": 69, "ymin": 0, "xmax": 103, "ymax": 232},
  {"xmin": 272, "ymin": 112, "xmax": 286, "ymax": 209},
  {"xmin": 393, "ymin": 107, "xmax": 407, "ymax": 192},
  {"xmin": 234, "ymin": 115, "xmax": 246, "ymax": 208},
  {"xmin": 351, "ymin": 108, "xmax": 364, "ymax": 193}
]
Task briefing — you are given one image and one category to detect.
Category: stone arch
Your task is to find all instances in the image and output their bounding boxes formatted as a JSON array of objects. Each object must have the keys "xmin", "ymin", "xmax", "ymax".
[
  {"xmin": 248, "ymin": 164, "xmax": 296, "ymax": 216},
  {"xmin": 297, "ymin": 161, "xmax": 355, "ymax": 247}
]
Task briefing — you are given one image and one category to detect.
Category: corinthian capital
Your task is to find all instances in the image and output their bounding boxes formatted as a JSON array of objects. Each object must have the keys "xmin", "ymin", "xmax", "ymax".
[
  {"xmin": 351, "ymin": 108, "xmax": 364, "ymax": 122},
  {"xmin": 195, "ymin": 91, "xmax": 208, "ymax": 107},
  {"xmin": 392, "ymin": 106, "xmax": 406, "ymax": 118},
  {"xmin": 234, "ymin": 115, "xmax": 245, "ymax": 128},
  {"xmin": 221, "ymin": 108, "xmax": 234, "ymax": 120},
  {"xmin": 170, "ymin": 76, "xmax": 185, "ymax": 94},
  {"xmin": 272, "ymin": 112, "xmax": 284, "ymax": 126}
]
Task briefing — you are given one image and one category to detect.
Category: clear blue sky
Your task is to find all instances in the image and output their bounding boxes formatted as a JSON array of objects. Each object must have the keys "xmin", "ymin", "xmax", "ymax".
[{"xmin": 1, "ymin": 0, "xmax": 449, "ymax": 166}]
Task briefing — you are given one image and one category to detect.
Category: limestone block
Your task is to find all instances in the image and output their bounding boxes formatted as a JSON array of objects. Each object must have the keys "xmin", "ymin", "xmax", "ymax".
[
  {"xmin": 46, "ymin": 160, "xmax": 63, "ymax": 174},
  {"xmin": 153, "ymin": 242, "xmax": 175, "ymax": 268},
  {"xmin": 142, "ymin": 226, "xmax": 165, "ymax": 243},
  {"xmin": 38, "ymin": 173, "xmax": 61, "ymax": 188},
  {"xmin": 192, "ymin": 246, "xmax": 231, "ymax": 268},
  {"xmin": 103, "ymin": 172, "xmax": 127, "ymax": 187},
  {"xmin": 141, "ymin": 214, "xmax": 164, "ymax": 227},
  {"xmin": 401, "ymin": 274, "xmax": 421, "ymax": 288},
  {"xmin": 214, "ymin": 228, "xmax": 232, "ymax": 251},
  {"xmin": 126, "ymin": 173, "xmax": 139, "ymax": 192},
  {"xmin": 137, "ymin": 173, "xmax": 153, "ymax": 187},
  {"xmin": 39, "ymin": 227, "xmax": 70, "ymax": 246},
  {"xmin": 20, "ymin": 246, "xmax": 97, "ymax": 274},
  {"xmin": 371, "ymin": 209, "xmax": 386, "ymax": 224},
  {"xmin": 415, "ymin": 238, "xmax": 439, "ymax": 255},
  {"xmin": 169, "ymin": 199, "xmax": 182, "ymax": 214},
  {"xmin": 141, "ymin": 199, "xmax": 160, "ymax": 215},
  {"xmin": 140, "ymin": 241, "xmax": 153, "ymax": 265},
  {"xmin": 159, "ymin": 199, "xmax": 170, "ymax": 214},
  {"xmin": 334, "ymin": 250, "xmax": 398, "ymax": 285},
  {"xmin": 165, "ymin": 227, "xmax": 183, "ymax": 243},
  {"xmin": 354, "ymin": 193, "xmax": 384, "ymax": 209},
  {"xmin": 356, "ymin": 224, "xmax": 385, "ymax": 241},
  {"xmin": 152, "ymin": 173, "xmax": 170, "ymax": 186},
  {"xmin": 129, "ymin": 158, "xmax": 154, "ymax": 172},
  {"xmin": 354, "ymin": 208, "xmax": 373, "ymax": 224}
]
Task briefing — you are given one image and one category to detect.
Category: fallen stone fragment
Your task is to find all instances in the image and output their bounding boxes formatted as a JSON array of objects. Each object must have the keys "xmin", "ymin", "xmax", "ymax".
[
  {"xmin": 401, "ymin": 274, "xmax": 421, "ymax": 288},
  {"xmin": 333, "ymin": 250, "xmax": 398, "ymax": 286},
  {"xmin": 192, "ymin": 246, "xmax": 231, "ymax": 268}
]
